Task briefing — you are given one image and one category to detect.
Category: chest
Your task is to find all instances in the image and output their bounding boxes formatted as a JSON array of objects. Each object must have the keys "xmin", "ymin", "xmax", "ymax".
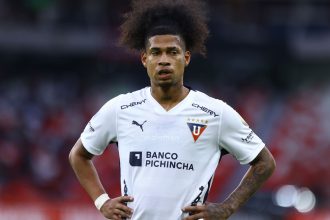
[{"xmin": 116, "ymin": 108, "xmax": 219, "ymax": 155}]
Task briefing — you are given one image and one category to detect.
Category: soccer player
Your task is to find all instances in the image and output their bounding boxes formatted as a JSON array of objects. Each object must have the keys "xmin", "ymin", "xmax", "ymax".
[{"xmin": 69, "ymin": 0, "xmax": 276, "ymax": 219}]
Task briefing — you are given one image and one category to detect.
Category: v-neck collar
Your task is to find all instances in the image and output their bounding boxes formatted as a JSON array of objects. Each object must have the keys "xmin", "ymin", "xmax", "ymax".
[{"xmin": 146, "ymin": 87, "xmax": 193, "ymax": 114}]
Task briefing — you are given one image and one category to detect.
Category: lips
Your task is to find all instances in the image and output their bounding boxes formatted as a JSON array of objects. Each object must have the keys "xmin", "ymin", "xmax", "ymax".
[
  {"xmin": 158, "ymin": 69, "xmax": 173, "ymax": 75},
  {"xmin": 157, "ymin": 69, "xmax": 173, "ymax": 80}
]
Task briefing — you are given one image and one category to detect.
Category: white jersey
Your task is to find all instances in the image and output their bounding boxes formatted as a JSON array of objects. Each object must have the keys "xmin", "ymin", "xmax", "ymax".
[{"xmin": 81, "ymin": 87, "xmax": 264, "ymax": 220}]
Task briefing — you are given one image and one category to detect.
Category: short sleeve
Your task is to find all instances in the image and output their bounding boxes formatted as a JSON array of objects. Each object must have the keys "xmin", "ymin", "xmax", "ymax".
[
  {"xmin": 80, "ymin": 95, "xmax": 121, "ymax": 155},
  {"xmin": 218, "ymin": 103, "xmax": 265, "ymax": 164}
]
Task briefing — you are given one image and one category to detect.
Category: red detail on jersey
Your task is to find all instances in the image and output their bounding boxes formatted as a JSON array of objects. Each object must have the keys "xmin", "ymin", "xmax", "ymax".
[{"xmin": 187, "ymin": 123, "xmax": 207, "ymax": 142}]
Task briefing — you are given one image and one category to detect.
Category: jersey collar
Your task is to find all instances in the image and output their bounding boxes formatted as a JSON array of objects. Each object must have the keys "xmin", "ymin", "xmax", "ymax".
[{"xmin": 146, "ymin": 87, "xmax": 194, "ymax": 114}]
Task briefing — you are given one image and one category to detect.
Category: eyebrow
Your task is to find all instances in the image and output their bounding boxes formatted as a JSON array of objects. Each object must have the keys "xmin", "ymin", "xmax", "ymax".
[{"xmin": 149, "ymin": 47, "xmax": 180, "ymax": 51}]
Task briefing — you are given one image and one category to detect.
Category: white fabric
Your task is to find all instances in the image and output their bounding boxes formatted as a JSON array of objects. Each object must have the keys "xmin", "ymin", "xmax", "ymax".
[
  {"xmin": 94, "ymin": 193, "xmax": 110, "ymax": 210},
  {"xmin": 81, "ymin": 87, "xmax": 265, "ymax": 220}
]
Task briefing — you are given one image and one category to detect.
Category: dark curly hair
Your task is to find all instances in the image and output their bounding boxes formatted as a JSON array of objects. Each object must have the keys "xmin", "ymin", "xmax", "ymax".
[{"xmin": 119, "ymin": 0, "xmax": 209, "ymax": 56}]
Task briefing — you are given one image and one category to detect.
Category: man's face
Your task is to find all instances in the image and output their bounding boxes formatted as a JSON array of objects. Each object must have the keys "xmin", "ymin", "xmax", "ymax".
[{"xmin": 141, "ymin": 35, "xmax": 191, "ymax": 87}]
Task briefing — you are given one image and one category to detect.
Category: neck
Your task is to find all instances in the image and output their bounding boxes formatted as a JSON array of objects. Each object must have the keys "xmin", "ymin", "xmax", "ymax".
[{"xmin": 150, "ymin": 84, "xmax": 189, "ymax": 111}]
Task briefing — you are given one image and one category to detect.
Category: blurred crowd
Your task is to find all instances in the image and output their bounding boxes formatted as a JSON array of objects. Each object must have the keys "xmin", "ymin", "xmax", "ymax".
[
  {"xmin": 0, "ymin": 77, "xmax": 91, "ymax": 202},
  {"xmin": 0, "ymin": 0, "xmax": 124, "ymax": 27},
  {"xmin": 1, "ymin": 0, "xmax": 330, "ymax": 219}
]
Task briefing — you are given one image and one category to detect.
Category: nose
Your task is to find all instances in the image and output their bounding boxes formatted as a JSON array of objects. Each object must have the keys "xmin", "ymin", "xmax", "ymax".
[{"xmin": 158, "ymin": 53, "xmax": 170, "ymax": 66}]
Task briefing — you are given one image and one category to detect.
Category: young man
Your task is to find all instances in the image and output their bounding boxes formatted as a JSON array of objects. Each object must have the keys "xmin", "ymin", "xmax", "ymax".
[{"xmin": 69, "ymin": 0, "xmax": 276, "ymax": 219}]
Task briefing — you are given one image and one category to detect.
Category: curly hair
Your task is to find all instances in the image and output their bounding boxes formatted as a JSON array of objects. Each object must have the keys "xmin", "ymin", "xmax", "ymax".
[{"xmin": 119, "ymin": 0, "xmax": 209, "ymax": 56}]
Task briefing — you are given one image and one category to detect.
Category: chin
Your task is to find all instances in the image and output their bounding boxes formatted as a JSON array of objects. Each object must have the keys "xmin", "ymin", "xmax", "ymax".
[{"xmin": 158, "ymin": 82, "xmax": 172, "ymax": 87}]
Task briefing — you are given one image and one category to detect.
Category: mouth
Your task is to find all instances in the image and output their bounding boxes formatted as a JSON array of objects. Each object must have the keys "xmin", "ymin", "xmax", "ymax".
[
  {"xmin": 158, "ymin": 69, "xmax": 173, "ymax": 75},
  {"xmin": 157, "ymin": 69, "xmax": 173, "ymax": 80}
]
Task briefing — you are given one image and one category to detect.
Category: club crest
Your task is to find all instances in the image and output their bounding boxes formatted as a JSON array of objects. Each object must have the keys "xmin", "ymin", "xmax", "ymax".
[{"xmin": 187, "ymin": 118, "xmax": 208, "ymax": 142}]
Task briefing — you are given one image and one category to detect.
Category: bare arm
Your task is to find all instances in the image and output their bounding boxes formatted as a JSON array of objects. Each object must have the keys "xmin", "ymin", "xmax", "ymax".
[
  {"xmin": 68, "ymin": 138, "xmax": 106, "ymax": 200},
  {"xmin": 183, "ymin": 146, "xmax": 276, "ymax": 220},
  {"xmin": 69, "ymin": 138, "xmax": 133, "ymax": 219}
]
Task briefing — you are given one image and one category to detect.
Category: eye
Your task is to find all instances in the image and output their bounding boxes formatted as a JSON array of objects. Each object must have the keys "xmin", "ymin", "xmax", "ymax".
[
  {"xmin": 170, "ymin": 50, "xmax": 178, "ymax": 55},
  {"xmin": 150, "ymin": 50, "xmax": 159, "ymax": 55}
]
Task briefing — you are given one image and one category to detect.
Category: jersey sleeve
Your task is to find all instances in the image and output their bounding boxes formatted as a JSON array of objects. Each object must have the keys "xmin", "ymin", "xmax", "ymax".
[
  {"xmin": 218, "ymin": 103, "xmax": 265, "ymax": 164},
  {"xmin": 80, "ymin": 95, "xmax": 121, "ymax": 155}
]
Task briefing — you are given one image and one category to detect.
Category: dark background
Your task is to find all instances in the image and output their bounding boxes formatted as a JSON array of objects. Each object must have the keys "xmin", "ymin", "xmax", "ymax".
[{"xmin": 0, "ymin": 0, "xmax": 329, "ymax": 219}]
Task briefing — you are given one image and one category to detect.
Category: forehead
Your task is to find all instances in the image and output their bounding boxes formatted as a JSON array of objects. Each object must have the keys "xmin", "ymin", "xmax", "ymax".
[{"xmin": 146, "ymin": 35, "xmax": 185, "ymax": 49}]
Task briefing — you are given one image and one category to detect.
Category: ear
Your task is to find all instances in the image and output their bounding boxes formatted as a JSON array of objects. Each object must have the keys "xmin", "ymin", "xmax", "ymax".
[
  {"xmin": 184, "ymin": 51, "xmax": 191, "ymax": 67},
  {"xmin": 141, "ymin": 51, "xmax": 147, "ymax": 68}
]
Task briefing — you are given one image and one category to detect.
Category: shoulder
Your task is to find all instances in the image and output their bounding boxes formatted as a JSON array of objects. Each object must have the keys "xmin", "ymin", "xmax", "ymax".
[
  {"xmin": 192, "ymin": 90, "xmax": 223, "ymax": 103},
  {"xmin": 191, "ymin": 89, "xmax": 227, "ymax": 114},
  {"xmin": 117, "ymin": 87, "xmax": 148, "ymax": 110},
  {"xmin": 121, "ymin": 87, "xmax": 148, "ymax": 99},
  {"xmin": 102, "ymin": 87, "xmax": 148, "ymax": 111}
]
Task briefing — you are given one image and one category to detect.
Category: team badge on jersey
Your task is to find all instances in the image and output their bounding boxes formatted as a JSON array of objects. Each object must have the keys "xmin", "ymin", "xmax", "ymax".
[{"xmin": 187, "ymin": 118, "xmax": 208, "ymax": 142}]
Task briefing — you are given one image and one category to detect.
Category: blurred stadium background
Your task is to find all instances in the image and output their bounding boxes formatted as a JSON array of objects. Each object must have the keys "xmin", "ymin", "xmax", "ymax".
[{"xmin": 0, "ymin": 0, "xmax": 330, "ymax": 219}]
